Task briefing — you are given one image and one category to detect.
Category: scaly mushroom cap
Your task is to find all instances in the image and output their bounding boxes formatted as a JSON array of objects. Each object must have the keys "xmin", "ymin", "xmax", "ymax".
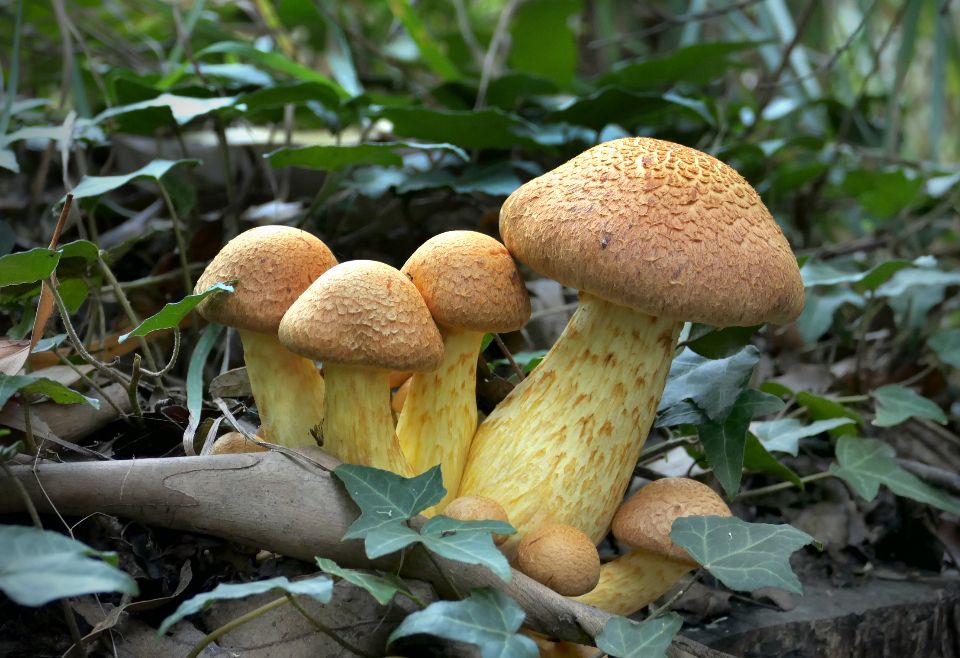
[
  {"xmin": 612, "ymin": 478, "xmax": 731, "ymax": 565},
  {"xmin": 209, "ymin": 431, "xmax": 268, "ymax": 455},
  {"xmin": 499, "ymin": 137, "xmax": 804, "ymax": 327},
  {"xmin": 516, "ymin": 524, "xmax": 601, "ymax": 596},
  {"xmin": 444, "ymin": 495, "xmax": 511, "ymax": 545},
  {"xmin": 279, "ymin": 260, "xmax": 443, "ymax": 372},
  {"xmin": 401, "ymin": 230, "xmax": 531, "ymax": 332},
  {"xmin": 195, "ymin": 225, "xmax": 338, "ymax": 334}
]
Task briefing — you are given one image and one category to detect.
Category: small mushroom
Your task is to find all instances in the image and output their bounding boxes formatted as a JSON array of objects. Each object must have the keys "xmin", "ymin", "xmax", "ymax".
[
  {"xmin": 573, "ymin": 477, "xmax": 731, "ymax": 615},
  {"xmin": 278, "ymin": 261, "xmax": 443, "ymax": 473},
  {"xmin": 515, "ymin": 524, "xmax": 600, "ymax": 597},
  {"xmin": 209, "ymin": 431, "xmax": 268, "ymax": 455},
  {"xmin": 195, "ymin": 226, "xmax": 337, "ymax": 448}
]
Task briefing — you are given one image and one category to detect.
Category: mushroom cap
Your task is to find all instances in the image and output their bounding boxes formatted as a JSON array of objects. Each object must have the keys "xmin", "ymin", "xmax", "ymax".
[
  {"xmin": 516, "ymin": 524, "xmax": 601, "ymax": 596},
  {"xmin": 612, "ymin": 478, "xmax": 731, "ymax": 565},
  {"xmin": 499, "ymin": 137, "xmax": 804, "ymax": 327},
  {"xmin": 195, "ymin": 226, "xmax": 338, "ymax": 334},
  {"xmin": 278, "ymin": 260, "xmax": 443, "ymax": 372},
  {"xmin": 444, "ymin": 495, "xmax": 511, "ymax": 545},
  {"xmin": 401, "ymin": 231, "xmax": 531, "ymax": 333},
  {"xmin": 209, "ymin": 431, "xmax": 268, "ymax": 455}
]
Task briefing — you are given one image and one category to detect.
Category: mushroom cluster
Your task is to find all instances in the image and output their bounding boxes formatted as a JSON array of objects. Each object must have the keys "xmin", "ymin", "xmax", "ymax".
[{"xmin": 194, "ymin": 136, "xmax": 803, "ymax": 614}]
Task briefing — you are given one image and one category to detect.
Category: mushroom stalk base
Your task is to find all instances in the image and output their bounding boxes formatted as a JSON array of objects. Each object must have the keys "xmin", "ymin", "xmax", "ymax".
[
  {"xmin": 397, "ymin": 327, "xmax": 482, "ymax": 513},
  {"xmin": 572, "ymin": 549, "xmax": 692, "ymax": 615},
  {"xmin": 322, "ymin": 363, "xmax": 412, "ymax": 475},
  {"xmin": 239, "ymin": 329, "xmax": 325, "ymax": 448},
  {"xmin": 459, "ymin": 293, "xmax": 681, "ymax": 553}
]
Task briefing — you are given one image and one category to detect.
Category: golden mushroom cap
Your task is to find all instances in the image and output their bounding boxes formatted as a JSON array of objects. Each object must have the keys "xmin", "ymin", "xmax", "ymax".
[
  {"xmin": 444, "ymin": 496, "xmax": 511, "ymax": 545},
  {"xmin": 209, "ymin": 431, "xmax": 268, "ymax": 455},
  {"xmin": 516, "ymin": 524, "xmax": 600, "ymax": 596}
]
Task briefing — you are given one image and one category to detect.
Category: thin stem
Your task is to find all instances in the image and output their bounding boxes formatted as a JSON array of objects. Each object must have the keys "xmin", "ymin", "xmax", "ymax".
[
  {"xmin": 493, "ymin": 333, "xmax": 524, "ymax": 381},
  {"xmin": 157, "ymin": 183, "xmax": 194, "ymax": 296},
  {"xmin": 647, "ymin": 569, "xmax": 700, "ymax": 620},
  {"xmin": 136, "ymin": 330, "xmax": 181, "ymax": 378},
  {"xmin": 96, "ymin": 255, "xmax": 163, "ymax": 377},
  {"xmin": 97, "ymin": 263, "xmax": 207, "ymax": 294},
  {"xmin": 185, "ymin": 596, "xmax": 290, "ymax": 658},
  {"xmin": 474, "ymin": 0, "xmax": 520, "ymax": 110},
  {"xmin": 21, "ymin": 402, "xmax": 38, "ymax": 455},
  {"xmin": 639, "ymin": 435, "xmax": 695, "ymax": 462},
  {"xmin": 56, "ymin": 353, "xmax": 126, "ymax": 418},
  {"xmin": 285, "ymin": 594, "xmax": 378, "ymax": 658},
  {"xmin": 736, "ymin": 471, "xmax": 834, "ymax": 500}
]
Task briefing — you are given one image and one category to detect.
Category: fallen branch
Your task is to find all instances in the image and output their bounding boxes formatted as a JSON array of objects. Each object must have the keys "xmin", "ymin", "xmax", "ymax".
[{"xmin": 0, "ymin": 449, "xmax": 729, "ymax": 658}]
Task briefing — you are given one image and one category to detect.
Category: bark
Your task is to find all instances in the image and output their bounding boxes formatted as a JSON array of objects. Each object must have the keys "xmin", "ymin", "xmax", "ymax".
[{"xmin": 0, "ymin": 449, "xmax": 730, "ymax": 658}]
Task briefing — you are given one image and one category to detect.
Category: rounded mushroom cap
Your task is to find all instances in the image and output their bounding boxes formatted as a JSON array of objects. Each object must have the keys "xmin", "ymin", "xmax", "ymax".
[
  {"xmin": 444, "ymin": 495, "xmax": 511, "ymax": 545},
  {"xmin": 278, "ymin": 260, "xmax": 443, "ymax": 372},
  {"xmin": 612, "ymin": 478, "xmax": 731, "ymax": 565},
  {"xmin": 499, "ymin": 137, "xmax": 804, "ymax": 327},
  {"xmin": 195, "ymin": 226, "xmax": 338, "ymax": 334},
  {"xmin": 209, "ymin": 431, "xmax": 268, "ymax": 455},
  {"xmin": 516, "ymin": 524, "xmax": 601, "ymax": 596},
  {"xmin": 401, "ymin": 231, "xmax": 531, "ymax": 333}
]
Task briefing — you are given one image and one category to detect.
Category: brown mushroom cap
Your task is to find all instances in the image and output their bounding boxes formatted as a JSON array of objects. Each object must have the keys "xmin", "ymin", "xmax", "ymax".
[
  {"xmin": 401, "ymin": 231, "xmax": 531, "ymax": 333},
  {"xmin": 209, "ymin": 431, "xmax": 268, "ymax": 455},
  {"xmin": 444, "ymin": 496, "xmax": 511, "ymax": 545},
  {"xmin": 612, "ymin": 478, "xmax": 731, "ymax": 565},
  {"xmin": 278, "ymin": 260, "xmax": 443, "ymax": 372},
  {"xmin": 499, "ymin": 137, "xmax": 804, "ymax": 327},
  {"xmin": 195, "ymin": 226, "xmax": 338, "ymax": 334},
  {"xmin": 516, "ymin": 524, "xmax": 601, "ymax": 596}
]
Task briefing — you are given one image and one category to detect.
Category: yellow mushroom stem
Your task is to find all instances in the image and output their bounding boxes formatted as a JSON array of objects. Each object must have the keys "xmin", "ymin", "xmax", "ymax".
[
  {"xmin": 572, "ymin": 548, "xmax": 693, "ymax": 615},
  {"xmin": 397, "ymin": 327, "xmax": 483, "ymax": 513},
  {"xmin": 459, "ymin": 293, "xmax": 681, "ymax": 554},
  {"xmin": 322, "ymin": 363, "xmax": 412, "ymax": 475},
  {"xmin": 238, "ymin": 329, "xmax": 324, "ymax": 449}
]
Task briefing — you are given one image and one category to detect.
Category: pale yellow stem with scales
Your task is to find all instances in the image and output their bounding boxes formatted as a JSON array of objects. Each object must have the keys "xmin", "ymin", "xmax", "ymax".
[
  {"xmin": 458, "ymin": 293, "xmax": 681, "ymax": 555},
  {"xmin": 238, "ymin": 329, "xmax": 324, "ymax": 449},
  {"xmin": 571, "ymin": 549, "xmax": 693, "ymax": 615},
  {"xmin": 397, "ymin": 327, "xmax": 482, "ymax": 513},
  {"xmin": 322, "ymin": 363, "xmax": 412, "ymax": 475}
]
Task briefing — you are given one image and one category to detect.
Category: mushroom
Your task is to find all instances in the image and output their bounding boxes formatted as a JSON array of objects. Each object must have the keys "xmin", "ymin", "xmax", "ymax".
[
  {"xmin": 458, "ymin": 137, "xmax": 804, "ymax": 552},
  {"xmin": 209, "ymin": 431, "xmax": 268, "ymax": 455},
  {"xmin": 515, "ymin": 524, "xmax": 600, "ymax": 597},
  {"xmin": 398, "ymin": 231, "xmax": 530, "ymax": 511},
  {"xmin": 195, "ymin": 226, "xmax": 337, "ymax": 448},
  {"xmin": 574, "ymin": 477, "xmax": 731, "ymax": 615},
  {"xmin": 443, "ymin": 495, "xmax": 511, "ymax": 545},
  {"xmin": 278, "ymin": 260, "xmax": 443, "ymax": 473}
]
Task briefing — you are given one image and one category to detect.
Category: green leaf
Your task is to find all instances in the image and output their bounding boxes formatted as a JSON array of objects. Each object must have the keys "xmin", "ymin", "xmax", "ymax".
[
  {"xmin": 795, "ymin": 392, "xmax": 862, "ymax": 436},
  {"xmin": 119, "ymin": 283, "xmax": 234, "ymax": 342},
  {"xmin": 196, "ymin": 42, "xmax": 347, "ymax": 97},
  {"xmin": 238, "ymin": 82, "xmax": 341, "ymax": 113},
  {"xmin": 0, "ymin": 248, "xmax": 60, "ymax": 286},
  {"xmin": 315, "ymin": 557, "xmax": 414, "ymax": 606},
  {"xmin": 698, "ymin": 388, "xmax": 756, "ymax": 497},
  {"xmin": 416, "ymin": 516, "xmax": 515, "ymax": 581},
  {"xmin": 658, "ymin": 347, "xmax": 760, "ymax": 423},
  {"xmin": 685, "ymin": 324, "xmax": 760, "ymax": 359},
  {"xmin": 335, "ymin": 464, "xmax": 445, "ymax": 540},
  {"xmin": 67, "ymin": 159, "xmax": 200, "ymax": 205},
  {"xmin": 670, "ymin": 516, "xmax": 815, "ymax": 594},
  {"xmin": 57, "ymin": 239, "xmax": 100, "ymax": 261},
  {"xmin": 0, "ymin": 440, "xmax": 23, "ymax": 462},
  {"xmin": 842, "ymin": 169, "xmax": 922, "ymax": 219},
  {"xmin": 158, "ymin": 575, "xmax": 333, "ymax": 635},
  {"xmin": 875, "ymin": 262, "xmax": 960, "ymax": 298},
  {"xmin": 547, "ymin": 87, "xmax": 714, "ymax": 131},
  {"xmin": 871, "ymin": 384, "xmax": 946, "ymax": 427},
  {"xmin": 594, "ymin": 613, "xmax": 683, "ymax": 658},
  {"xmin": 0, "ymin": 374, "xmax": 100, "ymax": 409},
  {"xmin": 388, "ymin": 588, "xmax": 537, "ymax": 658},
  {"xmin": 94, "ymin": 93, "xmax": 237, "ymax": 126},
  {"xmin": 376, "ymin": 106, "xmax": 536, "ymax": 150},
  {"xmin": 830, "ymin": 437, "xmax": 960, "ymax": 515},
  {"xmin": 0, "ymin": 525, "xmax": 137, "ymax": 606},
  {"xmin": 386, "ymin": 0, "xmax": 460, "ymax": 81},
  {"xmin": 600, "ymin": 41, "xmax": 756, "ymax": 88},
  {"xmin": 800, "ymin": 258, "xmax": 913, "ymax": 291},
  {"xmin": 184, "ymin": 323, "xmax": 225, "ymax": 452},
  {"xmin": 509, "ymin": 0, "xmax": 581, "ymax": 89},
  {"xmin": 929, "ymin": 329, "xmax": 960, "ymax": 368},
  {"xmin": 657, "ymin": 388, "xmax": 781, "ymax": 429},
  {"xmin": 266, "ymin": 142, "xmax": 467, "ymax": 171},
  {"xmin": 796, "ymin": 288, "xmax": 864, "ymax": 343},
  {"xmin": 752, "ymin": 418, "xmax": 857, "ymax": 456},
  {"xmin": 743, "ymin": 434, "xmax": 803, "ymax": 488}
]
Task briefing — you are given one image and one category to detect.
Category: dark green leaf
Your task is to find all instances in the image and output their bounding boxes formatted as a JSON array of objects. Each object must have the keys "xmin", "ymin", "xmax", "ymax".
[
  {"xmin": 509, "ymin": 0, "xmax": 580, "ymax": 89},
  {"xmin": 929, "ymin": 329, "xmax": 960, "ymax": 368},
  {"xmin": 600, "ymin": 42, "xmax": 756, "ymax": 88},
  {"xmin": 386, "ymin": 0, "xmax": 460, "ymax": 81},
  {"xmin": 842, "ymin": 169, "xmax": 922, "ymax": 219},
  {"xmin": 416, "ymin": 516, "xmax": 515, "ymax": 581},
  {"xmin": 0, "ymin": 525, "xmax": 137, "ymax": 607},
  {"xmin": 595, "ymin": 613, "xmax": 682, "ymax": 658},
  {"xmin": 57, "ymin": 240, "xmax": 100, "ymax": 261},
  {"xmin": 685, "ymin": 324, "xmax": 760, "ymax": 359},
  {"xmin": 671, "ymin": 516, "xmax": 815, "ymax": 593},
  {"xmin": 698, "ymin": 388, "xmax": 756, "ymax": 497},
  {"xmin": 796, "ymin": 288, "xmax": 863, "ymax": 343},
  {"xmin": 547, "ymin": 87, "xmax": 713, "ymax": 130},
  {"xmin": 658, "ymin": 347, "xmax": 760, "ymax": 423},
  {"xmin": 120, "ymin": 283, "xmax": 233, "ymax": 342},
  {"xmin": 795, "ymin": 393, "xmax": 861, "ymax": 436},
  {"xmin": 158, "ymin": 575, "xmax": 333, "ymax": 635},
  {"xmin": 197, "ymin": 42, "xmax": 347, "ymax": 97},
  {"xmin": 67, "ymin": 159, "xmax": 200, "ymax": 205},
  {"xmin": 336, "ymin": 464, "xmax": 445, "ymax": 540},
  {"xmin": 376, "ymin": 106, "xmax": 537, "ymax": 150},
  {"xmin": 871, "ymin": 384, "xmax": 946, "ymax": 427},
  {"xmin": 743, "ymin": 434, "xmax": 803, "ymax": 488},
  {"xmin": 0, "ymin": 248, "xmax": 60, "ymax": 287},
  {"xmin": 388, "ymin": 588, "xmax": 537, "ymax": 658},
  {"xmin": 0, "ymin": 374, "xmax": 99, "ymax": 409},
  {"xmin": 830, "ymin": 437, "xmax": 960, "ymax": 515},
  {"xmin": 266, "ymin": 142, "xmax": 467, "ymax": 171},
  {"xmin": 315, "ymin": 557, "xmax": 414, "ymax": 606},
  {"xmin": 238, "ymin": 82, "xmax": 341, "ymax": 113}
]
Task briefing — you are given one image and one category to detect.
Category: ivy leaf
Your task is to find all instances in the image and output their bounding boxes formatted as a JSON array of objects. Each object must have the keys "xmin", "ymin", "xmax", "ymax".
[
  {"xmin": 594, "ymin": 614, "xmax": 683, "ymax": 658},
  {"xmin": 335, "ymin": 464, "xmax": 445, "ymax": 540},
  {"xmin": 829, "ymin": 437, "xmax": 960, "ymax": 515},
  {"xmin": 929, "ymin": 329, "xmax": 960, "ymax": 368},
  {"xmin": 743, "ymin": 434, "xmax": 803, "ymax": 488},
  {"xmin": 698, "ymin": 389, "xmax": 756, "ymax": 497},
  {"xmin": 119, "ymin": 283, "xmax": 233, "ymax": 342},
  {"xmin": 266, "ymin": 142, "xmax": 467, "ymax": 171},
  {"xmin": 417, "ymin": 516, "xmax": 515, "ymax": 581},
  {"xmin": 752, "ymin": 418, "xmax": 857, "ymax": 456},
  {"xmin": 0, "ymin": 248, "xmax": 60, "ymax": 286},
  {"xmin": 315, "ymin": 557, "xmax": 414, "ymax": 606},
  {"xmin": 658, "ymin": 347, "xmax": 760, "ymax": 423},
  {"xmin": 388, "ymin": 588, "xmax": 537, "ymax": 658},
  {"xmin": 871, "ymin": 384, "xmax": 947, "ymax": 427},
  {"xmin": 685, "ymin": 324, "xmax": 760, "ymax": 359},
  {"xmin": 0, "ymin": 525, "xmax": 138, "ymax": 607},
  {"xmin": 158, "ymin": 575, "xmax": 333, "ymax": 635},
  {"xmin": 795, "ymin": 392, "xmax": 862, "ymax": 436},
  {"xmin": 0, "ymin": 374, "xmax": 100, "ymax": 409},
  {"xmin": 670, "ymin": 516, "xmax": 815, "ymax": 594},
  {"xmin": 796, "ymin": 288, "xmax": 864, "ymax": 343}
]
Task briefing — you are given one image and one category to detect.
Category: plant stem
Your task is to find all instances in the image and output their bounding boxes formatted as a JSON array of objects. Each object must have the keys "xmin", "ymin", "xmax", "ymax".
[
  {"xmin": 493, "ymin": 333, "xmax": 525, "ymax": 381},
  {"xmin": 639, "ymin": 435, "xmax": 695, "ymax": 462},
  {"xmin": 21, "ymin": 402, "xmax": 38, "ymax": 455},
  {"xmin": 736, "ymin": 471, "xmax": 834, "ymax": 500},
  {"xmin": 284, "ymin": 594, "xmax": 378, "ymax": 658},
  {"xmin": 185, "ymin": 596, "xmax": 290, "ymax": 658},
  {"xmin": 96, "ymin": 255, "xmax": 163, "ymax": 377},
  {"xmin": 157, "ymin": 183, "xmax": 194, "ymax": 296}
]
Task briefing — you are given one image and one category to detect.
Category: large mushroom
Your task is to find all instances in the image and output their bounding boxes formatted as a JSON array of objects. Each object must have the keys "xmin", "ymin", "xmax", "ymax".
[
  {"xmin": 398, "ymin": 231, "xmax": 530, "ymax": 511},
  {"xmin": 574, "ymin": 477, "xmax": 731, "ymax": 615},
  {"xmin": 278, "ymin": 260, "xmax": 443, "ymax": 473},
  {"xmin": 458, "ymin": 137, "xmax": 804, "ymax": 553},
  {"xmin": 195, "ymin": 226, "xmax": 337, "ymax": 448}
]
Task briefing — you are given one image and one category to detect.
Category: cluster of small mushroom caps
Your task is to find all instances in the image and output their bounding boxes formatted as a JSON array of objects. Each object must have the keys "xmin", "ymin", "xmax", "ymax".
[{"xmin": 195, "ymin": 137, "xmax": 805, "ymax": 617}]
